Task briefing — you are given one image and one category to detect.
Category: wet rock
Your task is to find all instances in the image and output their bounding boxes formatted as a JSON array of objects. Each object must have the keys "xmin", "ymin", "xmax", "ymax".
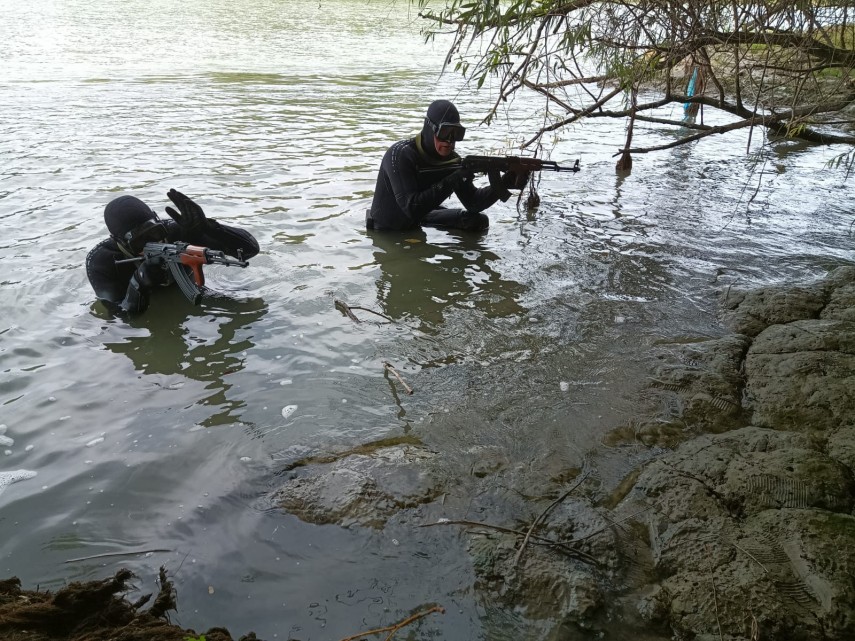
[
  {"xmin": 821, "ymin": 265, "xmax": 855, "ymax": 291},
  {"xmin": 628, "ymin": 421, "xmax": 689, "ymax": 449},
  {"xmin": 825, "ymin": 424, "xmax": 855, "ymax": 473},
  {"xmin": 744, "ymin": 319, "xmax": 855, "ymax": 432},
  {"xmin": 626, "ymin": 427, "xmax": 855, "ymax": 640},
  {"xmin": 608, "ymin": 335, "xmax": 751, "ymax": 448},
  {"xmin": 270, "ymin": 443, "xmax": 442, "ymax": 528},
  {"xmin": 821, "ymin": 283, "xmax": 855, "ymax": 321},
  {"xmin": 659, "ymin": 509, "xmax": 855, "ymax": 641},
  {"xmin": 721, "ymin": 284, "xmax": 827, "ymax": 337}
]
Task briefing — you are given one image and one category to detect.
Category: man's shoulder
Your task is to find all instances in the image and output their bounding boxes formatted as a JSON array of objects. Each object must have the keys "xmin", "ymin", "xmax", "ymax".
[
  {"xmin": 385, "ymin": 138, "xmax": 416, "ymax": 157},
  {"xmin": 86, "ymin": 238, "xmax": 121, "ymax": 270}
]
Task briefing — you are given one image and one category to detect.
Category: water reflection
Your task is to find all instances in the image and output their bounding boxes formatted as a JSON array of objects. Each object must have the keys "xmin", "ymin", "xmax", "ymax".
[
  {"xmin": 369, "ymin": 229, "xmax": 527, "ymax": 333},
  {"xmin": 93, "ymin": 289, "xmax": 267, "ymax": 427}
]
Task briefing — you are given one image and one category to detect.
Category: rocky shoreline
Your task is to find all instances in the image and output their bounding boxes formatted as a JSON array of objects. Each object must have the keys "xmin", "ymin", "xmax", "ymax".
[
  {"xmin": 269, "ymin": 265, "xmax": 855, "ymax": 640},
  {"xmin": 3, "ymin": 267, "xmax": 853, "ymax": 640}
]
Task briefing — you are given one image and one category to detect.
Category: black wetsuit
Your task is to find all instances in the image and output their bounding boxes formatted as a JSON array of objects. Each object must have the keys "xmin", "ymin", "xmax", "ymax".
[
  {"xmin": 367, "ymin": 129, "xmax": 505, "ymax": 232},
  {"xmin": 86, "ymin": 217, "xmax": 258, "ymax": 314}
]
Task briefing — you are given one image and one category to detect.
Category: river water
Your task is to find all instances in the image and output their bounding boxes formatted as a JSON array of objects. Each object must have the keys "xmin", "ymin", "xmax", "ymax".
[{"xmin": 0, "ymin": 1, "xmax": 852, "ymax": 639}]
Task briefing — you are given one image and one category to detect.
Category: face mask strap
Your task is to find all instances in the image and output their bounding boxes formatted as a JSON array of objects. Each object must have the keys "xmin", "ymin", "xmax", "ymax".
[{"xmin": 118, "ymin": 216, "xmax": 166, "ymax": 253}]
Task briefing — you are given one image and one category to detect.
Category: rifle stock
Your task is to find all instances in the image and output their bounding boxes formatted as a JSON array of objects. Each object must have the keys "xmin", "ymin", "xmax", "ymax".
[{"xmin": 115, "ymin": 241, "xmax": 249, "ymax": 305}]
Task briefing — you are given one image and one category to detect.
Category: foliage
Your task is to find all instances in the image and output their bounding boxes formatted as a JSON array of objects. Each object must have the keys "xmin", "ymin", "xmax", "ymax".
[{"xmin": 415, "ymin": 0, "xmax": 855, "ymax": 160}]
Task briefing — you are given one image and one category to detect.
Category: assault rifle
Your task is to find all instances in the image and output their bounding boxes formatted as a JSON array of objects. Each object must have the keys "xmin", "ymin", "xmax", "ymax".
[
  {"xmin": 116, "ymin": 241, "xmax": 248, "ymax": 305},
  {"xmin": 461, "ymin": 155, "xmax": 580, "ymax": 175}
]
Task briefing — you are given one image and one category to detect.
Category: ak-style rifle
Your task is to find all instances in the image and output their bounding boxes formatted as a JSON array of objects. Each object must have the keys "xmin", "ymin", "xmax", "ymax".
[
  {"xmin": 461, "ymin": 155, "xmax": 580, "ymax": 174},
  {"xmin": 116, "ymin": 241, "xmax": 248, "ymax": 305}
]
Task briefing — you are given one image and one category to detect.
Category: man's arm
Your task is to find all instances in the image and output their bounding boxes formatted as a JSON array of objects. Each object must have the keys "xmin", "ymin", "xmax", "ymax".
[
  {"xmin": 453, "ymin": 176, "xmax": 503, "ymax": 213},
  {"xmin": 85, "ymin": 242, "xmax": 153, "ymax": 314},
  {"xmin": 163, "ymin": 190, "xmax": 260, "ymax": 260},
  {"xmin": 385, "ymin": 144, "xmax": 470, "ymax": 223},
  {"xmin": 172, "ymin": 219, "xmax": 260, "ymax": 260}
]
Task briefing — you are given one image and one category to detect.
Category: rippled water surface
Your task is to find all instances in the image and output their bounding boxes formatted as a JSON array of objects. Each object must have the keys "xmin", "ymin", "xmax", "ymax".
[{"xmin": 1, "ymin": 1, "xmax": 853, "ymax": 639}]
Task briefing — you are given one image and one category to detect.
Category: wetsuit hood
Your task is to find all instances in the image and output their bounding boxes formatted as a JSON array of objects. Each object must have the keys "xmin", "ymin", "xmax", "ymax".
[
  {"xmin": 420, "ymin": 99, "xmax": 462, "ymax": 161},
  {"xmin": 104, "ymin": 195, "xmax": 157, "ymax": 239}
]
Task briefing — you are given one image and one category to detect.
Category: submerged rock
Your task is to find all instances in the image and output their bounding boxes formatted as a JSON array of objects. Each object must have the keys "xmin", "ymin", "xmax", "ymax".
[
  {"xmin": 467, "ymin": 499, "xmax": 615, "ymax": 626},
  {"xmin": 270, "ymin": 441, "xmax": 442, "ymax": 528}
]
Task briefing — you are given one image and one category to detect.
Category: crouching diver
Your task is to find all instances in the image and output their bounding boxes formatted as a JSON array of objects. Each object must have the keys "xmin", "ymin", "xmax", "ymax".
[
  {"xmin": 366, "ymin": 99, "xmax": 530, "ymax": 232},
  {"xmin": 86, "ymin": 189, "xmax": 259, "ymax": 314}
]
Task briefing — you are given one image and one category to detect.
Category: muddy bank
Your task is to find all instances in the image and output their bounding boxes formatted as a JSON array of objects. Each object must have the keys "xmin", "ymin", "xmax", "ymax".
[
  {"xmin": 266, "ymin": 265, "xmax": 855, "ymax": 640},
  {"xmin": 0, "ymin": 567, "xmax": 261, "ymax": 641}
]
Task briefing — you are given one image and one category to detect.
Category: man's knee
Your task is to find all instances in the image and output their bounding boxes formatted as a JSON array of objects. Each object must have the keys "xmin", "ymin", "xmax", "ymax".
[{"xmin": 459, "ymin": 211, "xmax": 489, "ymax": 231}]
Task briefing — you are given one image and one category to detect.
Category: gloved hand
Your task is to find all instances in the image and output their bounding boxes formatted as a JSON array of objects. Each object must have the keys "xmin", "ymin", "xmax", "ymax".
[
  {"xmin": 446, "ymin": 166, "xmax": 474, "ymax": 188},
  {"xmin": 165, "ymin": 189, "xmax": 209, "ymax": 237},
  {"xmin": 502, "ymin": 169, "xmax": 531, "ymax": 190},
  {"xmin": 132, "ymin": 257, "xmax": 161, "ymax": 290},
  {"xmin": 488, "ymin": 169, "xmax": 512, "ymax": 202}
]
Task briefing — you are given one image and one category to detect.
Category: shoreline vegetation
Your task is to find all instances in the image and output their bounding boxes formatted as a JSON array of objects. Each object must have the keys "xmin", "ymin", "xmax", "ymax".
[{"xmin": 0, "ymin": 567, "xmax": 443, "ymax": 641}]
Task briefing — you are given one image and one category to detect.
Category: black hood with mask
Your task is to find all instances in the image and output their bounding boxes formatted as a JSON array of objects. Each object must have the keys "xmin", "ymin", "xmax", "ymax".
[
  {"xmin": 419, "ymin": 99, "xmax": 461, "ymax": 161},
  {"xmin": 104, "ymin": 195, "xmax": 164, "ymax": 254}
]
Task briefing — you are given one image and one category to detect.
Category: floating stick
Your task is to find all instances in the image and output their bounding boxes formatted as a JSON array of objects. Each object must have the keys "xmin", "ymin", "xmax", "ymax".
[{"xmin": 384, "ymin": 361, "xmax": 413, "ymax": 395}]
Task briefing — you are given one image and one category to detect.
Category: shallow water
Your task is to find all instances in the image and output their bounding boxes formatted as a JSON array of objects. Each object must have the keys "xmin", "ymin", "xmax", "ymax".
[{"xmin": 1, "ymin": 1, "xmax": 853, "ymax": 639}]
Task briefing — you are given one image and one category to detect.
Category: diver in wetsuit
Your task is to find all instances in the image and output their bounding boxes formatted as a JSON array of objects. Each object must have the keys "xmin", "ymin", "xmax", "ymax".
[
  {"xmin": 86, "ymin": 189, "xmax": 259, "ymax": 314},
  {"xmin": 366, "ymin": 99, "xmax": 530, "ymax": 232}
]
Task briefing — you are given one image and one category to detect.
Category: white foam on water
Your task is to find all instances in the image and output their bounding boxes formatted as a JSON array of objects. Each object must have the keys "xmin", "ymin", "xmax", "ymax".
[
  {"xmin": 0, "ymin": 470, "xmax": 38, "ymax": 497},
  {"xmin": 281, "ymin": 405, "xmax": 298, "ymax": 419},
  {"xmin": 0, "ymin": 435, "xmax": 13, "ymax": 447},
  {"xmin": 85, "ymin": 437, "xmax": 105, "ymax": 447},
  {"xmin": 0, "ymin": 424, "xmax": 6, "ymax": 435}
]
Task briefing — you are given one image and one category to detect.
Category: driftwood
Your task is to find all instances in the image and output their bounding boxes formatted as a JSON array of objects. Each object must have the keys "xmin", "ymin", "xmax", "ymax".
[
  {"xmin": 334, "ymin": 299, "xmax": 393, "ymax": 324},
  {"xmin": 419, "ymin": 519, "xmax": 599, "ymax": 566},
  {"xmin": 63, "ymin": 549, "xmax": 172, "ymax": 564},
  {"xmin": 337, "ymin": 605, "xmax": 444, "ymax": 641},
  {"xmin": 383, "ymin": 361, "xmax": 413, "ymax": 395}
]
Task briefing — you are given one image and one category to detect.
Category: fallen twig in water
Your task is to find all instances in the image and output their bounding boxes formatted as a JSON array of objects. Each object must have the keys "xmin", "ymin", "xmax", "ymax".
[
  {"xmin": 63, "ymin": 549, "xmax": 172, "ymax": 563},
  {"xmin": 334, "ymin": 299, "xmax": 393, "ymax": 324},
  {"xmin": 334, "ymin": 299, "xmax": 362, "ymax": 323},
  {"xmin": 338, "ymin": 605, "xmax": 445, "ymax": 641},
  {"xmin": 569, "ymin": 500, "xmax": 662, "ymax": 545},
  {"xmin": 384, "ymin": 361, "xmax": 413, "ymax": 395},
  {"xmin": 419, "ymin": 519, "xmax": 599, "ymax": 565},
  {"xmin": 513, "ymin": 470, "xmax": 591, "ymax": 567}
]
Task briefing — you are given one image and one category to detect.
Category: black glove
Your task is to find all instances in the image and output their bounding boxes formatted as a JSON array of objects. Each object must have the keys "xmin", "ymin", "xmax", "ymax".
[
  {"xmin": 502, "ymin": 169, "xmax": 531, "ymax": 190},
  {"xmin": 133, "ymin": 257, "xmax": 161, "ymax": 290},
  {"xmin": 488, "ymin": 169, "xmax": 512, "ymax": 202},
  {"xmin": 165, "ymin": 189, "xmax": 209, "ymax": 237},
  {"xmin": 446, "ymin": 167, "xmax": 474, "ymax": 189},
  {"xmin": 442, "ymin": 167, "xmax": 475, "ymax": 191}
]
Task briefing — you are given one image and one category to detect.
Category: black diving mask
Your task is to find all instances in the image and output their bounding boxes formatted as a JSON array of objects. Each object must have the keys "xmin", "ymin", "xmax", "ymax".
[
  {"xmin": 121, "ymin": 217, "xmax": 167, "ymax": 254},
  {"xmin": 429, "ymin": 118, "xmax": 466, "ymax": 143}
]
